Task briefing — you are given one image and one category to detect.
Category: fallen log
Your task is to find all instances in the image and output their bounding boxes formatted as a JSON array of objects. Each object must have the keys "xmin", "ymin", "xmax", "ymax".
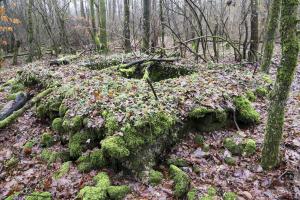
[
  {"xmin": 0, "ymin": 87, "xmax": 54, "ymax": 129},
  {"xmin": 49, "ymin": 51, "xmax": 85, "ymax": 66},
  {"xmin": 0, "ymin": 92, "xmax": 29, "ymax": 121},
  {"xmin": 120, "ymin": 57, "xmax": 179, "ymax": 69}
]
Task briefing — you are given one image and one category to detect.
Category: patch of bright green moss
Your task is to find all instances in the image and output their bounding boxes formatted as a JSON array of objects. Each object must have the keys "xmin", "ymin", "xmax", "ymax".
[
  {"xmin": 101, "ymin": 136, "xmax": 130, "ymax": 159},
  {"xmin": 24, "ymin": 140, "xmax": 35, "ymax": 149},
  {"xmin": 199, "ymin": 186, "xmax": 217, "ymax": 200},
  {"xmin": 234, "ymin": 96, "xmax": 260, "ymax": 124},
  {"xmin": 52, "ymin": 118, "xmax": 64, "ymax": 133},
  {"xmin": 262, "ymin": 74, "xmax": 273, "ymax": 84},
  {"xmin": 53, "ymin": 161, "xmax": 71, "ymax": 180},
  {"xmin": 5, "ymin": 192, "xmax": 20, "ymax": 200},
  {"xmin": 41, "ymin": 133, "xmax": 54, "ymax": 147},
  {"xmin": 59, "ymin": 104, "xmax": 68, "ymax": 117},
  {"xmin": 169, "ymin": 164, "xmax": 190, "ymax": 198},
  {"xmin": 7, "ymin": 91, "xmax": 24, "ymax": 101},
  {"xmin": 149, "ymin": 169, "xmax": 163, "ymax": 186},
  {"xmin": 107, "ymin": 185, "xmax": 131, "ymax": 200},
  {"xmin": 245, "ymin": 90, "xmax": 256, "ymax": 102},
  {"xmin": 36, "ymin": 104, "xmax": 48, "ymax": 119},
  {"xmin": 187, "ymin": 188, "xmax": 197, "ymax": 200},
  {"xmin": 62, "ymin": 116, "xmax": 83, "ymax": 132},
  {"xmin": 5, "ymin": 156, "xmax": 19, "ymax": 168},
  {"xmin": 69, "ymin": 132, "xmax": 93, "ymax": 159},
  {"xmin": 77, "ymin": 149, "xmax": 107, "ymax": 172},
  {"xmin": 255, "ymin": 87, "xmax": 268, "ymax": 97},
  {"xmin": 10, "ymin": 83, "xmax": 25, "ymax": 93},
  {"xmin": 105, "ymin": 114, "xmax": 119, "ymax": 135},
  {"xmin": 223, "ymin": 191, "xmax": 237, "ymax": 200},
  {"xmin": 25, "ymin": 191, "xmax": 51, "ymax": 200},
  {"xmin": 223, "ymin": 138, "xmax": 244, "ymax": 156},
  {"xmin": 243, "ymin": 139, "xmax": 256, "ymax": 156}
]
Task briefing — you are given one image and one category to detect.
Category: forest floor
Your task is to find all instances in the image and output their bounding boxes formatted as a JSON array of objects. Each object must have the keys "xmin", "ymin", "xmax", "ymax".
[{"xmin": 0, "ymin": 51, "xmax": 299, "ymax": 200}]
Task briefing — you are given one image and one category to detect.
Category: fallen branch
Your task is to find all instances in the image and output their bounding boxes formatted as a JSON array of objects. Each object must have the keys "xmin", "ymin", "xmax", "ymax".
[
  {"xmin": 0, "ymin": 87, "xmax": 54, "ymax": 129},
  {"xmin": 49, "ymin": 51, "xmax": 85, "ymax": 66}
]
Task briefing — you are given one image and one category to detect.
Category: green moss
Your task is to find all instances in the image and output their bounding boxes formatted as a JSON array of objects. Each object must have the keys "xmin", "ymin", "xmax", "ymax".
[
  {"xmin": 243, "ymin": 139, "xmax": 256, "ymax": 156},
  {"xmin": 41, "ymin": 133, "xmax": 54, "ymax": 147},
  {"xmin": 7, "ymin": 91, "xmax": 24, "ymax": 100},
  {"xmin": 69, "ymin": 132, "xmax": 90, "ymax": 159},
  {"xmin": 262, "ymin": 74, "xmax": 273, "ymax": 84},
  {"xmin": 25, "ymin": 192, "xmax": 51, "ymax": 200},
  {"xmin": 24, "ymin": 140, "xmax": 35, "ymax": 149},
  {"xmin": 187, "ymin": 188, "xmax": 197, "ymax": 200},
  {"xmin": 78, "ymin": 186, "xmax": 107, "ymax": 200},
  {"xmin": 41, "ymin": 149, "xmax": 59, "ymax": 163},
  {"xmin": 5, "ymin": 156, "xmax": 19, "ymax": 168},
  {"xmin": 167, "ymin": 158, "xmax": 189, "ymax": 167},
  {"xmin": 105, "ymin": 115, "xmax": 119, "ymax": 135},
  {"xmin": 207, "ymin": 186, "xmax": 217, "ymax": 196},
  {"xmin": 93, "ymin": 172, "xmax": 111, "ymax": 188},
  {"xmin": 107, "ymin": 185, "xmax": 131, "ymax": 200},
  {"xmin": 195, "ymin": 134, "xmax": 205, "ymax": 146},
  {"xmin": 77, "ymin": 149, "xmax": 107, "ymax": 172},
  {"xmin": 189, "ymin": 107, "xmax": 212, "ymax": 118},
  {"xmin": 122, "ymin": 123, "xmax": 145, "ymax": 150},
  {"xmin": 223, "ymin": 138, "xmax": 244, "ymax": 156},
  {"xmin": 5, "ymin": 192, "xmax": 20, "ymax": 200},
  {"xmin": 119, "ymin": 66, "xmax": 137, "ymax": 77},
  {"xmin": 255, "ymin": 86, "xmax": 268, "ymax": 97},
  {"xmin": 169, "ymin": 164, "xmax": 190, "ymax": 198},
  {"xmin": 59, "ymin": 104, "xmax": 68, "ymax": 117},
  {"xmin": 53, "ymin": 161, "xmax": 71, "ymax": 180},
  {"xmin": 224, "ymin": 156, "xmax": 237, "ymax": 166},
  {"xmin": 245, "ymin": 90, "xmax": 256, "ymax": 102},
  {"xmin": 11, "ymin": 83, "xmax": 25, "ymax": 93},
  {"xmin": 63, "ymin": 116, "xmax": 83, "ymax": 132},
  {"xmin": 223, "ymin": 192, "xmax": 237, "ymax": 200},
  {"xmin": 149, "ymin": 169, "xmax": 163, "ymax": 186},
  {"xmin": 36, "ymin": 104, "xmax": 48, "ymax": 119},
  {"xmin": 234, "ymin": 96, "xmax": 260, "ymax": 124},
  {"xmin": 52, "ymin": 118, "xmax": 64, "ymax": 133},
  {"xmin": 101, "ymin": 136, "xmax": 130, "ymax": 159}
]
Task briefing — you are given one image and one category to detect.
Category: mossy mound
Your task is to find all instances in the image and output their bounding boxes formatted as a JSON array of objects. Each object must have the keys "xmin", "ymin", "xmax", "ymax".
[
  {"xmin": 223, "ymin": 137, "xmax": 257, "ymax": 157},
  {"xmin": 25, "ymin": 192, "xmax": 51, "ymax": 200},
  {"xmin": 149, "ymin": 169, "xmax": 164, "ymax": 186},
  {"xmin": 78, "ymin": 172, "xmax": 130, "ymax": 200},
  {"xmin": 17, "ymin": 54, "xmax": 267, "ymax": 176},
  {"xmin": 169, "ymin": 164, "xmax": 190, "ymax": 198}
]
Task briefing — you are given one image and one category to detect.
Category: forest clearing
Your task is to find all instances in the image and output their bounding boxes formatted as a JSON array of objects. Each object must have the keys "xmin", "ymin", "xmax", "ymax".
[{"xmin": 0, "ymin": 0, "xmax": 299, "ymax": 200}]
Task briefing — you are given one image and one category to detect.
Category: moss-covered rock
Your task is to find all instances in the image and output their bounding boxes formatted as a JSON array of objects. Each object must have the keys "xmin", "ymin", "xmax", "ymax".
[
  {"xmin": 223, "ymin": 138, "xmax": 243, "ymax": 156},
  {"xmin": 149, "ymin": 169, "xmax": 163, "ymax": 186},
  {"xmin": 223, "ymin": 192, "xmax": 237, "ymax": 200},
  {"xmin": 77, "ymin": 149, "xmax": 107, "ymax": 172},
  {"xmin": 52, "ymin": 118, "xmax": 64, "ymax": 133},
  {"xmin": 41, "ymin": 149, "xmax": 59, "ymax": 163},
  {"xmin": 101, "ymin": 136, "xmax": 130, "ymax": 159},
  {"xmin": 59, "ymin": 104, "xmax": 68, "ymax": 117},
  {"xmin": 53, "ymin": 161, "xmax": 71, "ymax": 180},
  {"xmin": 41, "ymin": 133, "xmax": 54, "ymax": 147},
  {"xmin": 36, "ymin": 104, "xmax": 48, "ymax": 119},
  {"xmin": 169, "ymin": 164, "xmax": 190, "ymax": 198},
  {"xmin": 107, "ymin": 185, "xmax": 131, "ymax": 200},
  {"xmin": 5, "ymin": 192, "xmax": 20, "ymax": 200},
  {"xmin": 7, "ymin": 91, "xmax": 24, "ymax": 101},
  {"xmin": 63, "ymin": 116, "xmax": 83, "ymax": 132},
  {"xmin": 234, "ymin": 96, "xmax": 260, "ymax": 124},
  {"xmin": 187, "ymin": 188, "xmax": 197, "ymax": 200},
  {"xmin": 104, "ymin": 114, "xmax": 119, "ymax": 135},
  {"xmin": 94, "ymin": 172, "xmax": 111, "ymax": 188},
  {"xmin": 243, "ymin": 139, "xmax": 256, "ymax": 156},
  {"xmin": 25, "ymin": 192, "xmax": 51, "ymax": 200},
  {"xmin": 207, "ymin": 186, "xmax": 217, "ymax": 196},
  {"xmin": 10, "ymin": 83, "xmax": 25, "ymax": 93},
  {"xmin": 69, "ymin": 131, "xmax": 94, "ymax": 159}
]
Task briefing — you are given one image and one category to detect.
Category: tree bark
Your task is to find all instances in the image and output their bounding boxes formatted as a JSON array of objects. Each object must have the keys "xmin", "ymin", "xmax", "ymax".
[
  {"xmin": 89, "ymin": 0, "xmax": 100, "ymax": 50},
  {"xmin": 260, "ymin": 0, "xmax": 282, "ymax": 73},
  {"xmin": 99, "ymin": 0, "xmax": 108, "ymax": 52},
  {"xmin": 248, "ymin": 0, "xmax": 259, "ymax": 62},
  {"xmin": 123, "ymin": 0, "xmax": 131, "ymax": 53},
  {"xmin": 142, "ymin": 0, "xmax": 151, "ymax": 52},
  {"xmin": 27, "ymin": 0, "xmax": 34, "ymax": 62},
  {"xmin": 159, "ymin": 0, "xmax": 165, "ymax": 48},
  {"xmin": 80, "ymin": 0, "xmax": 86, "ymax": 18},
  {"xmin": 261, "ymin": 0, "xmax": 299, "ymax": 170}
]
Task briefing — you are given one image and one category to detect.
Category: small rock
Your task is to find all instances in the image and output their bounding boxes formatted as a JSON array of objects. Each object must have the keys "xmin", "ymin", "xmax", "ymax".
[{"xmin": 192, "ymin": 148, "xmax": 208, "ymax": 158}]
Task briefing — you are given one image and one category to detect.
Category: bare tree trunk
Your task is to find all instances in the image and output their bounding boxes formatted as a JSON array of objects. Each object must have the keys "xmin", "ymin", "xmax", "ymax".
[
  {"xmin": 123, "ymin": 0, "xmax": 131, "ymax": 53},
  {"xmin": 73, "ymin": 0, "xmax": 78, "ymax": 16},
  {"xmin": 142, "ymin": 0, "xmax": 151, "ymax": 52},
  {"xmin": 248, "ymin": 0, "xmax": 259, "ymax": 62},
  {"xmin": 159, "ymin": 0, "xmax": 165, "ymax": 48},
  {"xmin": 80, "ymin": 0, "xmax": 86, "ymax": 18},
  {"xmin": 261, "ymin": 0, "xmax": 299, "ymax": 170},
  {"xmin": 27, "ymin": 0, "xmax": 34, "ymax": 62}
]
